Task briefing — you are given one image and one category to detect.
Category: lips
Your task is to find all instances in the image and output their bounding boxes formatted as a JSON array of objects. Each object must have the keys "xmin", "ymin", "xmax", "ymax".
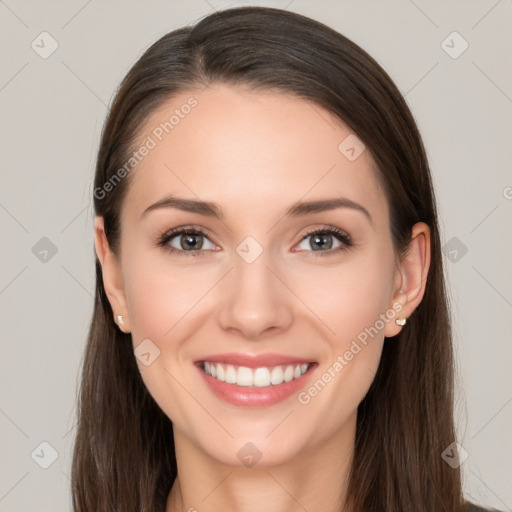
[{"xmin": 194, "ymin": 352, "xmax": 317, "ymax": 407}]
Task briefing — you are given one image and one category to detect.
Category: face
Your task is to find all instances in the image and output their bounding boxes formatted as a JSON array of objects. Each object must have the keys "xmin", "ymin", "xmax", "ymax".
[{"xmin": 97, "ymin": 83, "xmax": 412, "ymax": 468}]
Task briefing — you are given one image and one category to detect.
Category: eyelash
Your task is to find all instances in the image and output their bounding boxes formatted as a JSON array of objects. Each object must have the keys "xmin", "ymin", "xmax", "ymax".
[{"xmin": 156, "ymin": 225, "xmax": 352, "ymax": 259}]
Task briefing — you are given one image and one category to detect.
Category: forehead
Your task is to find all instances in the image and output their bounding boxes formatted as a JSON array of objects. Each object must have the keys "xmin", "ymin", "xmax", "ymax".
[{"xmin": 121, "ymin": 84, "xmax": 386, "ymax": 225}]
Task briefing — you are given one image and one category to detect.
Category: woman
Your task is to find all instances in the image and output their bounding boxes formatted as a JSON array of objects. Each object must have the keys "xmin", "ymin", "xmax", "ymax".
[{"xmin": 72, "ymin": 6, "xmax": 502, "ymax": 512}]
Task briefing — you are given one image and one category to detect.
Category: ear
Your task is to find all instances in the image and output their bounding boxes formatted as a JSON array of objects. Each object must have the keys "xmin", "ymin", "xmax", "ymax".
[
  {"xmin": 94, "ymin": 216, "xmax": 131, "ymax": 333},
  {"xmin": 384, "ymin": 222, "xmax": 431, "ymax": 338}
]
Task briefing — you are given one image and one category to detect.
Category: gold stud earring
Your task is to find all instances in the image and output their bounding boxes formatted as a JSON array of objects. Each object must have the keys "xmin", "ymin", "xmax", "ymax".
[{"xmin": 395, "ymin": 318, "xmax": 407, "ymax": 326}]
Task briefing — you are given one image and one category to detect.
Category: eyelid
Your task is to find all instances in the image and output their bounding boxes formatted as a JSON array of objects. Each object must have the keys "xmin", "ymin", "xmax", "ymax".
[
  {"xmin": 297, "ymin": 225, "xmax": 351, "ymax": 243},
  {"xmin": 160, "ymin": 224, "xmax": 217, "ymax": 243}
]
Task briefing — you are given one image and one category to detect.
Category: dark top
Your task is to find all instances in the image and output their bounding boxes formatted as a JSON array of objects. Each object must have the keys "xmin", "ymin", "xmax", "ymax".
[{"xmin": 466, "ymin": 501, "xmax": 505, "ymax": 512}]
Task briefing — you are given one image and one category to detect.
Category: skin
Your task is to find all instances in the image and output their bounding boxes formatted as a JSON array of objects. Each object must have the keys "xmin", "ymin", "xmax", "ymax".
[{"xmin": 94, "ymin": 83, "xmax": 431, "ymax": 512}]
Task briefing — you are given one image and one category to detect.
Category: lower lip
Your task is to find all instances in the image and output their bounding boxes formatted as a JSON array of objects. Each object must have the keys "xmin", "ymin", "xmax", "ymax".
[{"xmin": 196, "ymin": 363, "xmax": 317, "ymax": 407}]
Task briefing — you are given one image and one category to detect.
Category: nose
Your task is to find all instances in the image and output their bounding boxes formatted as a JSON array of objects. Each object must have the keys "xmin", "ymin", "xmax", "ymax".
[{"xmin": 216, "ymin": 251, "xmax": 294, "ymax": 341}]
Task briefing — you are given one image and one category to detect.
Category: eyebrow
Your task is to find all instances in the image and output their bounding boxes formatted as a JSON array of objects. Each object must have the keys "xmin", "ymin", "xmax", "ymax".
[{"xmin": 139, "ymin": 195, "xmax": 373, "ymax": 225}]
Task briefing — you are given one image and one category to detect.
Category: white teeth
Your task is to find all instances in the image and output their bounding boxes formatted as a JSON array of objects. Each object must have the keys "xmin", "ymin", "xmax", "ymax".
[
  {"xmin": 253, "ymin": 367, "xmax": 271, "ymax": 387},
  {"xmin": 202, "ymin": 361, "xmax": 310, "ymax": 388},
  {"xmin": 225, "ymin": 364, "xmax": 237, "ymax": 384},
  {"xmin": 283, "ymin": 365, "xmax": 294, "ymax": 382},
  {"xmin": 237, "ymin": 366, "xmax": 253, "ymax": 387},
  {"xmin": 270, "ymin": 366, "xmax": 284, "ymax": 385}
]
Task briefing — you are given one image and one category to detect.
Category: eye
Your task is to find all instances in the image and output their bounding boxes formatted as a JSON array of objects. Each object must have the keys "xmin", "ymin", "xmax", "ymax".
[
  {"xmin": 294, "ymin": 226, "xmax": 352, "ymax": 256},
  {"xmin": 157, "ymin": 226, "xmax": 216, "ymax": 258},
  {"xmin": 156, "ymin": 224, "xmax": 352, "ymax": 259}
]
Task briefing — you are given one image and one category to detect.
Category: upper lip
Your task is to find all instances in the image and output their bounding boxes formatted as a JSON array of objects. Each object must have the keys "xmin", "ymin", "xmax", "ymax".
[{"xmin": 195, "ymin": 353, "xmax": 316, "ymax": 368}]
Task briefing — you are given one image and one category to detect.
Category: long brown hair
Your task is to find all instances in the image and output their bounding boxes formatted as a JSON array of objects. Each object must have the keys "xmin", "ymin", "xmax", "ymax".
[{"xmin": 72, "ymin": 6, "xmax": 468, "ymax": 511}]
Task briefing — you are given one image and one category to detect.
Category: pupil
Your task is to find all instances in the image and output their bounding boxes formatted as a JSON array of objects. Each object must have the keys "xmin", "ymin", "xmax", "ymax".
[
  {"xmin": 182, "ymin": 233, "xmax": 202, "ymax": 250},
  {"xmin": 312, "ymin": 234, "xmax": 332, "ymax": 251}
]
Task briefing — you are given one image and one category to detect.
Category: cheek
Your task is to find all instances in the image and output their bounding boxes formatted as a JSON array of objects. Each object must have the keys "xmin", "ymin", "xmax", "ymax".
[
  {"xmin": 122, "ymin": 253, "xmax": 219, "ymax": 408},
  {"xmin": 296, "ymin": 249, "xmax": 395, "ymax": 344},
  {"xmin": 293, "ymin": 302, "xmax": 388, "ymax": 448},
  {"xmin": 292, "ymin": 249, "xmax": 394, "ymax": 411},
  {"xmin": 121, "ymin": 254, "xmax": 213, "ymax": 426},
  {"xmin": 123, "ymin": 251, "xmax": 213, "ymax": 342}
]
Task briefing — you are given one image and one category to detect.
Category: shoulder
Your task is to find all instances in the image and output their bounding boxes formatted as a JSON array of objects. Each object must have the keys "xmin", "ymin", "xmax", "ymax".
[{"xmin": 465, "ymin": 501, "xmax": 506, "ymax": 512}]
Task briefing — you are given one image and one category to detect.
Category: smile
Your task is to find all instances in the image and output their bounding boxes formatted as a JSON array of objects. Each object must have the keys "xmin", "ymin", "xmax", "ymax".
[{"xmin": 202, "ymin": 361, "xmax": 310, "ymax": 388}]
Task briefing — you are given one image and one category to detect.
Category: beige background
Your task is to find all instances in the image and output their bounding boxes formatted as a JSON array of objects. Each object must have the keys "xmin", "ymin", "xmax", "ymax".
[{"xmin": 1, "ymin": 0, "xmax": 511, "ymax": 510}]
